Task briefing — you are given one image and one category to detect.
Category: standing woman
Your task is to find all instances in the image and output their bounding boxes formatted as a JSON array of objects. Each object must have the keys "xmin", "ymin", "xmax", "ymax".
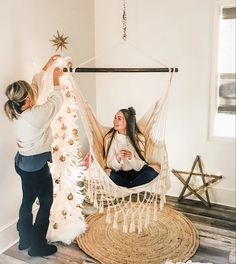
[
  {"xmin": 4, "ymin": 55, "xmax": 63, "ymax": 257},
  {"xmin": 103, "ymin": 107, "xmax": 159, "ymax": 188}
]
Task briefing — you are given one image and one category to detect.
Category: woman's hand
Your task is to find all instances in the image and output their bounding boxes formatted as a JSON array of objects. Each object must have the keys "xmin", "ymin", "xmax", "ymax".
[
  {"xmin": 149, "ymin": 163, "xmax": 161, "ymax": 172},
  {"xmin": 43, "ymin": 54, "xmax": 60, "ymax": 71},
  {"xmin": 53, "ymin": 67, "xmax": 63, "ymax": 86},
  {"xmin": 104, "ymin": 168, "xmax": 112, "ymax": 176},
  {"xmin": 117, "ymin": 149, "xmax": 133, "ymax": 161},
  {"xmin": 83, "ymin": 153, "xmax": 93, "ymax": 169}
]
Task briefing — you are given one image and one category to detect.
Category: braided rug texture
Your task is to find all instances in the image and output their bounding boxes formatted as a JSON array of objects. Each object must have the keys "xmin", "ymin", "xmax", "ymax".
[{"xmin": 77, "ymin": 205, "xmax": 199, "ymax": 264}]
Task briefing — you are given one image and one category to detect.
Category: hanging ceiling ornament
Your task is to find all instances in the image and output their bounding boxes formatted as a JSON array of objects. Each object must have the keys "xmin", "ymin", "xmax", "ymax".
[
  {"xmin": 50, "ymin": 30, "xmax": 69, "ymax": 51},
  {"xmin": 122, "ymin": 0, "xmax": 127, "ymax": 40}
]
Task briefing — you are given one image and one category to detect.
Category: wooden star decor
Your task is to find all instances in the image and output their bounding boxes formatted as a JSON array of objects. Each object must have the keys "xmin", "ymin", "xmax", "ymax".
[
  {"xmin": 172, "ymin": 155, "xmax": 223, "ymax": 207},
  {"xmin": 50, "ymin": 30, "xmax": 69, "ymax": 51}
]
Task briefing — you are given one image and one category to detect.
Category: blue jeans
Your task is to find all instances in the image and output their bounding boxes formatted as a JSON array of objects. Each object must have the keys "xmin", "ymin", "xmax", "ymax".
[
  {"xmin": 15, "ymin": 163, "xmax": 53, "ymax": 246},
  {"xmin": 110, "ymin": 165, "xmax": 158, "ymax": 188}
]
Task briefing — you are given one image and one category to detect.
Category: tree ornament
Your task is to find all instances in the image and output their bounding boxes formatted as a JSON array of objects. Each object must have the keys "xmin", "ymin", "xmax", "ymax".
[
  {"xmin": 62, "ymin": 210, "xmax": 67, "ymax": 216},
  {"xmin": 55, "ymin": 178, "xmax": 60, "ymax": 184},
  {"xmin": 72, "ymin": 128, "xmax": 78, "ymax": 135},
  {"xmin": 53, "ymin": 223, "xmax": 58, "ymax": 229},
  {"xmin": 60, "ymin": 155, "xmax": 66, "ymax": 162},
  {"xmin": 61, "ymin": 123, "xmax": 67, "ymax": 130},
  {"xmin": 50, "ymin": 30, "xmax": 69, "ymax": 51},
  {"xmin": 67, "ymin": 107, "xmax": 72, "ymax": 113},
  {"xmin": 53, "ymin": 145, "xmax": 59, "ymax": 152},
  {"xmin": 68, "ymin": 139, "xmax": 74, "ymax": 145},
  {"xmin": 67, "ymin": 193, "xmax": 74, "ymax": 200}
]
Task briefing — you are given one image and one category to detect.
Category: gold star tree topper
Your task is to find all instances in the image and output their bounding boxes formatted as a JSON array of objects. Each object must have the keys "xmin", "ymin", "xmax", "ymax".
[{"xmin": 50, "ymin": 31, "xmax": 69, "ymax": 51}]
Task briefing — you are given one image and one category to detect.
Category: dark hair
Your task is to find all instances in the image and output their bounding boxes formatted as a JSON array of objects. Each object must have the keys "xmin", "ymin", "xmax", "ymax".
[
  {"xmin": 103, "ymin": 106, "xmax": 146, "ymax": 162},
  {"xmin": 4, "ymin": 80, "xmax": 32, "ymax": 120}
]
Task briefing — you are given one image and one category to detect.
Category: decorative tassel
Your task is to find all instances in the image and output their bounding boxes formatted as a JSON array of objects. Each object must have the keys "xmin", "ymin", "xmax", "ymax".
[
  {"xmin": 106, "ymin": 207, "xmax": 112, "ymax": 224},
  {"xmin": 153, "ymin": 201, "xmax": 158, "ymax": 221},
  {"xmin": 89, "ymin": 181, "xmax": 94, "ymax": 202},
  {"xmin": 138, "ymin": 214, "xmax": 143, "ymax": 234},
  {"xmin": 137, "ymin": 192, "xmax": 140, "ymax": 203},
  {"xmin": 160, "ymin": 195, "xmax": 164, "ymax": 211},
  {"xmin": 123, "ymin": 213, "xmax": 128, "ymax": 233},
  {"xmin": 93, "ymin": 192, "xmax": 98, "ymax": 209},
  {"xmin": 113, "ymin": 210, "xmax": 118, "ymax": 229},
  {"xmin": 145, "ymin": 206, "xmax": 150, "ymax": 228},
  {"xmin": 99, "ymin": 199, "xmax": 104, "ymax": 213},
  {"xmin": 87, "ymin": 179, "xmax": 91, "ymax": 198},
  {"xmin": 129, "ymin": 213, "xmax": 135, "ymax": 233}
]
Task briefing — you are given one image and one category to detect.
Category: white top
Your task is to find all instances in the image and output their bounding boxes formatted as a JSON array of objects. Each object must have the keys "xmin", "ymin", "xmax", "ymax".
[
  {"xmin": 13, "ymin": 71, "xmax": 63, "ymax": 156},
  {"xmin": 105, "ymin": 131, "xmax": 146, "ymax": 171}
]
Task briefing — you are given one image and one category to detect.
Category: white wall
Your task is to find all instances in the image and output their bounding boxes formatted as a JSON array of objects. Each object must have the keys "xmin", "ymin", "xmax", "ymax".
[
  {"xmin": 94, "ymin": 0, "xmax": 235, "ymax": 206},
  {"xmin": 0, "ymin": 0, "xmax": 95, "ymax": 252}
]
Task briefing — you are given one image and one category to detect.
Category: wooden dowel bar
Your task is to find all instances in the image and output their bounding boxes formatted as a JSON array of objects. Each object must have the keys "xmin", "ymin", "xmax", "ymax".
[{"xmin": 63, "ymin": 67, "xmax": 178, "ymax": 73}]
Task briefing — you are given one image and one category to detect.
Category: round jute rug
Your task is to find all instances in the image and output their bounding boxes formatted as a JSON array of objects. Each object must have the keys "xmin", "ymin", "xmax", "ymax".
[{"xmin": 77, "ymin": 205, "xmax": 199, "ymax": 264}]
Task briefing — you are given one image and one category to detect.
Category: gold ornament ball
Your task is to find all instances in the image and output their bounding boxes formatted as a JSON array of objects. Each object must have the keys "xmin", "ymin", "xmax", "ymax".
[
  {"xmin": 62, "ymin": 210, "xmax": 67, "ymax": 216},
  {"xmin": 53, "ymin": 223, "xmax": 58, "ymax": 229},
  {"xmin": 67, "ymin": 193, "xmax": 74, "ymax": 200},
  {"xmin": 55, "ymin": 178, "xmax": 60, "ymax": 184},
  {"xmin": 60, "ymin": 155, "xmax": 66, "ymax": 162},
  {"xmin": 72, "ymin": 128, "xmax": 78, "ymax": 135},
  {"xmin": 67, "ymin": 107, "xmax": 72, "ymax": 113},
  {"xmin": 68, "ymin": 139, "xmax": 74, "ymax": 145},
  {"xmin": 53, "ymin": 145, "xmax": 59, "ymax": 152}
]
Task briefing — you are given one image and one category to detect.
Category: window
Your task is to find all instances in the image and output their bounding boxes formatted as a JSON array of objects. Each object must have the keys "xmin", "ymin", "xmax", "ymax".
[
  {"xmin": 210, "ymin": 1, "xmax": 236, "ymax": 139},
  {"xmin": 218, "ymin": 7, "xmax": 236, "ymax": 115}
]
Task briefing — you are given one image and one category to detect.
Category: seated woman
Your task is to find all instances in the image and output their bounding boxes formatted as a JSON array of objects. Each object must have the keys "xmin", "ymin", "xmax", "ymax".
[{"xmin": 103, "ymin": 107, "xmax": 159, "ymax": 188}]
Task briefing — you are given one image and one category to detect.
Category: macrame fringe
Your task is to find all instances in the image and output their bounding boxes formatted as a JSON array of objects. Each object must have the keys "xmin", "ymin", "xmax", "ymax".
[
  {"xmin": 153, "ymin": 200, "xmax": 158, "ymax": 221},
  {"xmin": 138, "ymin": 213, "xmax": 143, "ymax": 234},
  {"xmin": 113, "ymin": 210, "xmax": 118, "ymax": 229},
  {"xmin": 129, "ymin": 212, "xmax": 135, "ymax": 233},
  {"xmin": 123, "ymin": 212, "xmax": 128, "ymax": 233},
  {"xmin": 99, "ymin": 198, "xmax": 104, "ymax": 213},
  {"xmin": 144, "ymin": 206, "xmax": 150, "ymax": 228},
  {"xmin": 93, "ymin": 191, "xmax": 98, "ymax": 209},
  {"xmin": 106, "ymin": 207, "xmax": 112, "ymax": 224}
]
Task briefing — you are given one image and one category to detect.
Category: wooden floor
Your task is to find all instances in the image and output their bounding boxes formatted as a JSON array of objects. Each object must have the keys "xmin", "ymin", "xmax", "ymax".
[{"xmin": 1, "ymin": 196, "xmax": 235, "ymax": 264}]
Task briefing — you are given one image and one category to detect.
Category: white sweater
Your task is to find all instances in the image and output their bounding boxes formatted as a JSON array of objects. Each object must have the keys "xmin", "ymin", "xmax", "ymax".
[
  {"xmin": 13, "ymin": 71, "xmax": 63, "ymax": 156},
  {"xmin": 105, "ymin": 132, "xmax": 146, "ymax": 171}
]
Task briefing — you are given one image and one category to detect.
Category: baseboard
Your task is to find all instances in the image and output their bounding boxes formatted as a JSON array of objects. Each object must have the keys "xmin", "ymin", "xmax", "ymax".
[
  {"xmin": 168, "ymin": 180, "xmax": 236, "ymax": 208},
  {"xmin": 0, "ymin": 219, "xmax": 18, "ymax": 254}
]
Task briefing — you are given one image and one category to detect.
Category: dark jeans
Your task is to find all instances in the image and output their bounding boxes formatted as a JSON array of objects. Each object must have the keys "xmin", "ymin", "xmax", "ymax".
[
  {"xmin": 110, "ymin": 165, "xmax": 158, "ymax": 188},
  {"xmin": 15, "ymin": 163, "xmax": 53, "ymax": 246}
]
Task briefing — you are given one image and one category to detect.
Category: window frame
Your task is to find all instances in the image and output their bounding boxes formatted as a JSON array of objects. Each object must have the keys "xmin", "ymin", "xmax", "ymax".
[{"xmin": 208, "ymin": 0, "xmax": 235, "ymax": 142}]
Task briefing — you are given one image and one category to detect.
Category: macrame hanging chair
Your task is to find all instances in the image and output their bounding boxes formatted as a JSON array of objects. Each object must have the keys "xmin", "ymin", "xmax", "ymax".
[{"xmin": 64, "ymin": 48, "xmax": 175, "ymax": 233}]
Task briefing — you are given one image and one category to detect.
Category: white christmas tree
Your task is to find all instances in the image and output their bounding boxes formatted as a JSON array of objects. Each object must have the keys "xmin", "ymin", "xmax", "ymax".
[{"xmin": 46, "ymin": 60, "xmax": 86, "ymax": 244}]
